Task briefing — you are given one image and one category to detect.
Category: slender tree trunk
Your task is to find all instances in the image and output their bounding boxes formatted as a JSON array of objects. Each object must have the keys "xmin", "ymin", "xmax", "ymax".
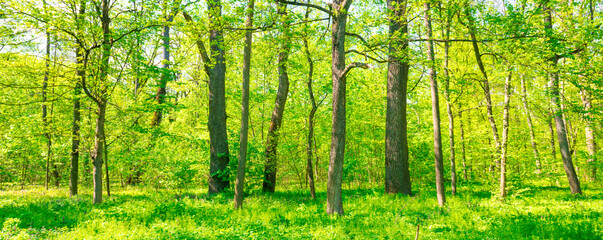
[
  {"xmin": 327, "ymin": 0, "xmax": 355, "ymax": 215},
  {"xmin": 104, "ymin": 135, "xmax": 110, "ymax": 197},
  {"xmin": 92, "ymin": 0, "xmax": 111, "ymax": 204},
  {"xmin": 521, "ymin": 77, "xmax": 541, "ymax": 173},
  {"xmin": 303, "ymin": 7, "xmax": 316, "ymax": 200},
  {"xmin": 442, "ymin": 14, "xmax": 455, "ymax": 195},
  {"xmin": 152, "ymin": 7, "xmax": 176, "ymax": 126},
  {"xmin": 465, "ymin": 7, "xmax": 501, "ymax": 164},
  {"xmin": 547, "ymin": 107, "xmax": 556, "ymax": 161},
  {"xmin": 263, "ymin": 3, "xmax": 291, "ymax": 193},
  {"xmin": 42, "ymin": 1, "xmax": 51, "ymax": 190},
  {"xmin": 206, "ymin": 0, "xmax": 230, "ymax": 194},
  {"xmin": 234, "ymin": 0, "xmax": 254, "ymax": 209},
  {"xmin": 459, "ymin": 102, "xmax": 467, "ymax": 181},
  {"xmin": 385, "ymin": 0, "xmax": 411, "ymax": 195},
  {"xmin": 70, "ymin": 2, "xmax": 86, "ymax": 197},
  {"xmin": 543, "ymin": 3, "xmax": 582, "ymax": 194},
  {"xmin": 581, "ymin": 90, "xmax": 597, "ymax": 181},
  {"xmin": 424, "ymin": 2, "xmax": 445, "ymax": 207},
  {"xmin": 500, "ymin": 71, "xmax": 512, "ymax": 198}
]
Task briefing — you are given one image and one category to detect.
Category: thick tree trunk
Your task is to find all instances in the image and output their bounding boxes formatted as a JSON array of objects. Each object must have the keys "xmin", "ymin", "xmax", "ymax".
[
  {"xmin": 234, "ymin": 0, "xmax": 254, "ymax": 209},
  {"xmin": 544, "ymin": 3, "xmax": 582, "ymax": 194},
  {"xmin": 385, "ymin": 0, "xmax": 412, "ymax": 195},
  {"xmin": 521, "ymin": 77, "xmax": 541, "ymax": 173},
  {"xmin": 581, "ymin": 90, "xmax": 597, "ymax": 181},
  {"xmin": 207, "ymin": 0, "xmax": 230, "ymax": 194},
  {"xmin": 500, "ymin": 71, "xmax": 511, "ymax": 198},
  {"xmin": 327, "ymin": 0, "xmax": 353, "ymax": 215},
  {"xmin": 263, "ymin": 3, "xmax": 291, "ymax": 193},
  {"xmin": 92, "ymin": 101, "xmax": 106, "ymax": 204},
  {"xmin": 303, "ymin": 7, "xmax": 316, "ymax": 200},
  {"xmin": 424, "ymin": 2, "xmax": 445, "ymax": 206}
]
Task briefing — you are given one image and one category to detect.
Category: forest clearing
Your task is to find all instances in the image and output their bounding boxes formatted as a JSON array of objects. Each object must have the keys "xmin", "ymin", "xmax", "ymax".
[{"xmin": 1, "ymin": 0, "xmax": 602, "ymax": 238}]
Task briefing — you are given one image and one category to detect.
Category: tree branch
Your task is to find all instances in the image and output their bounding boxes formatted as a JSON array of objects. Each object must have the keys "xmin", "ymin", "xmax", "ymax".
[
  {"xmin": 275, "ymin": 0, "xmax": 332, "ymax": 16},
  {"xmin": 340, "ymin": 62, "xmax": 370, "ymax": 79},
  {"xmin": 183, "ymin": 11, "xmax": 211, "ymax": 76}
]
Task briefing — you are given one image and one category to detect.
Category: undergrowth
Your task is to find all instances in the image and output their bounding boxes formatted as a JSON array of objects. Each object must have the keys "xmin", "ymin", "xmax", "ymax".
[{"xmin": 0, "ymin": 181, "xmax": 601, "ymax": 239}]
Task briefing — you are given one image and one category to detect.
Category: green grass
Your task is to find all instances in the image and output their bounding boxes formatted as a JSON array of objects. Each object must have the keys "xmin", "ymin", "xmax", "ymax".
[{"xmin": 1, "ymin": 182, "xmax": 602, "ymax": 239}]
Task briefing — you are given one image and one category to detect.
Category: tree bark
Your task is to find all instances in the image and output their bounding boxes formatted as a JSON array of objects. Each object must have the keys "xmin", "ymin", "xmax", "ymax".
[
  {"xmin": 465, "ymin": 7, "xmax": 501, "ymax": 165},
  {"xmin": 384, "ymin": 0, "xmax": 411, "ymax": 195},
  {"xmin": 442, "ymin": 11, "xmax": 455, "ymax": 195},
  {"xmin": 152, "ymin": 3, "xmax": 177, "ymax": 126},
  {"xmin": 234, "ymin": 0, "xmax": 254, "ymax": 209},
  {"xmin": 262, "ymin": 3, "xmax": 291, "ymax": 193},
  {"xmin": 104, "ymin": 136, "xmax": 110, "ymax": 197},
  {"xmin": 43, "ymin": 0, "xmax": 51, "ymax": 190},
  {"xmin": 70, "ymin": 1, "xmax": 86, "ymax": 197},
  {"xmin": 206, "ymin": 0, "xmax": 230, "ymax": 194},
  {"xmin": 520, "ymin": 77, "xmax": 541, "ymax": 173},
  {"xmin": 500, "ymin": 71, "xmax": 511, "ymax": 199},
  {"xmin": 303, "ymin": 7, "xmax": 316, "ymax": 200},
  {"xmin": 459, "ymin": 101, "xmax": 467, "ymax": 181},
  {"xmin": 543, "ymin": 3, "xmax": 582, "ymax": 194},
  {"xmin": 91, "ymin": 0, "xmax": 112, "ymax": 204},
  {"xmin": 424, "ymin": 2, "xmax": 445, "ymax": 207},
  {"xmin": 327, "ymin": 0, "xmax": 354, "ymax": 215}
]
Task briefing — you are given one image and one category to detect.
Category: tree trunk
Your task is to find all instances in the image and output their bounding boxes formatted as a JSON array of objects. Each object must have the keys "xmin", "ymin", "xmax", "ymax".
[
  {"xmin": 547, "ymin": 107, "xmax": 556, "ymax": 161},
  {"xmin": 424, "ymin": 2, "xmax": 445, "ymax": 207},
  {"xmin": 104, "ymin": 135, "xmax": 110, "ymax": 197},
  {"xmin": 70, "ymin": 1, "xmax": 86, "ymax": 197},
  {"xmin": 520, "ymin": 77, "xmax": 541, "ymax": 173},
  {"xmin": 465, "ymin": 7, "xmax": 501, "ymax": 164},
  {"xmin": 303, "ymin": 7, "xmax": 316, "ymax": 200},
  {"xmin": 263, "ymin": 3, "xmax": 291, "ymax": 193},
  {"xmin": 500, "ymin": 71, "xmax": 512, "ymax": 199},
  {"xmin": 459, "ymin": 102, "xmax": 467, "ymax": 181},
  {"xmin": 42, "ymin": 2, "xmax": 51, "ymax": 190},
  {"xmin": 91, "ymin": 0, "xmax": 111, "ymax": 204},
  {"xmin": 581, "ymin": 90, "xmax": 597, "ymax": 181},
  {"xmin": 384, "ymin": 0, "xmax": 411, "ymax": 195},
  {"xmin": 442, "ymin": 13, "xmax": 455, "ymax": 195},
  {"xmin": 234, "ymin": 0, "xmax": 254, "ymax": 209},
  {"xmin": 92, "ymin": 101, "xmax": 106, "ymax": 204},
  {"xmin": 544, "ymin": 3, "xmax": 582, "ymax": 194},
  {"xmin": 207, "ymin": 0, "xmax": 230, "ymax": 194},
  {"xmin": 327, "ymin": 0, "xmax": 354, "ymax": 215},
  {"xmin": 151, "ymin": 8, "xmax": 175, "ymax": 126}
]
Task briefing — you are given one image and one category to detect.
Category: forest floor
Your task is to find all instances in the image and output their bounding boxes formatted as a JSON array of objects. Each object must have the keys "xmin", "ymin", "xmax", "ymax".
[{"xmin": 0, "ymin": 181, "xmax": 602, "ymax": 239}]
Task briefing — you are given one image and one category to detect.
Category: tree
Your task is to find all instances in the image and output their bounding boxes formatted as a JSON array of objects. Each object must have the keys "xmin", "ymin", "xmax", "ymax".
[
  {"xmin": 543, "ymin": 2, "xmax": 582, "ymax": 195},
  {"xmin": 384, "ymin": 0, "xmax": 412, "ymax": 196},
  {"xmin": 234, "ymin": 0, "xmax": 255, "ymax": 209},
  {"xmin": 184, "ymin": 0, "xmax": 230, "ymax": 194},
  {"xmin": 424, "ymin": 1, "xmax": 445, "ymax": 207},
  {"xmin": 499, "ymin": 70, "xmax": 511, "ymax": 198},
  {"xmin": 302, "ymin": 6, "xmax": 317, "ymax": 200},
  {"xmin": 263, "ymin": 3, "xmax": 291, "ymax": 193}
]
